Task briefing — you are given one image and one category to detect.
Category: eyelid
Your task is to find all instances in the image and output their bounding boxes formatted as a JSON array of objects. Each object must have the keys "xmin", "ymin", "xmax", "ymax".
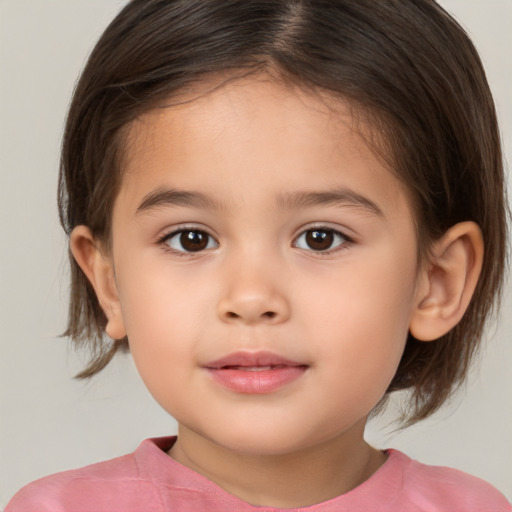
[
  {"xmin": 157, "ymin": 224, "xmax": 219, "ymax": 254},
  {"xmin": 292, "ymin": 222, "xmax": 354, "ymax": 241},
  {"xmin": 292, "ymin": 224, "xmax": 353, "ymax": 254},
  {"xmin": 156, "ymin": 223, "xmax": 217, "ymax": 241}
]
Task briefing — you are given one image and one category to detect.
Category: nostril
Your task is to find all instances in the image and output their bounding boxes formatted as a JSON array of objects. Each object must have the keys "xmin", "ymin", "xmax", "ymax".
[{"xmin": 225, "ymin": 310, "xmax": 276, "ymax": 320}]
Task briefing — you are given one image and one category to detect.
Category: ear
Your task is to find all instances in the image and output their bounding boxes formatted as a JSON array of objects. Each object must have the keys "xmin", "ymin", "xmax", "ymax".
[
  {"xmin": 70, "ymin": 226, "xmax": 127, "ymax": 340},
  {"xmin": 409, "ymin": 221, "xmax": 484, "ymax": 341}
]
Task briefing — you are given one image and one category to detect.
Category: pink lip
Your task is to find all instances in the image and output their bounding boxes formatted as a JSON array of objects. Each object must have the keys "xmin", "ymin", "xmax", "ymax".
[{"xmin": 204, "ymin": 351, "xmax": 308, "ymax": 394}]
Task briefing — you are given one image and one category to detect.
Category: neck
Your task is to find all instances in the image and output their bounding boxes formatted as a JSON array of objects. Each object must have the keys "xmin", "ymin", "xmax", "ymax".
[{"xmin": 168, "ymin": 421, "xmax": 386, "ymax": 508}]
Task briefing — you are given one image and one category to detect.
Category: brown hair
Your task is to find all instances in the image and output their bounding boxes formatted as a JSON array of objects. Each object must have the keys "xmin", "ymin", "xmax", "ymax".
[{"xmin": 59, "ymin": 0, "xmax": 507, "ymax": 425}]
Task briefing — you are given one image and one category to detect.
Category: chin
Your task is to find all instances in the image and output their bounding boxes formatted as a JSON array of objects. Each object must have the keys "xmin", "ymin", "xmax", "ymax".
[{"xmin": 203, "ymin": 422, "xmax": 338, "ymax": 458}]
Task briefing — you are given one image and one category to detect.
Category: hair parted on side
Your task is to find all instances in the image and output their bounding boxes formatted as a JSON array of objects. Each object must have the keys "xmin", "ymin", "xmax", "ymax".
[{"xmin": 58, "ymin": 0, "xmax": 507, "ymax": 425}]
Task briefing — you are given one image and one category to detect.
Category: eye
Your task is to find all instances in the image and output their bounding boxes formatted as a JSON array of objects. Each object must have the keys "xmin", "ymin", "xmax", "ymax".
[
  {"xmin": 294, "ymin": 228, "xmax": 348, "ymax": 252},
  {"xmin": 164, "ymin": 229, "xmax": 218, "ymax": 253}
]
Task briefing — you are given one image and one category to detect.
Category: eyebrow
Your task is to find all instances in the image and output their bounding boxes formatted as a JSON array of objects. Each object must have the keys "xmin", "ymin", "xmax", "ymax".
[
  {"xmin": 136, "ymin": 187, "xmax": 224, "ymax": 213},
  {"xmin": 136, "ymin": 186, "xmax": 383, "ymax": 217},
  {"xmin": 277, "ymin": 188, "xmax": 384, "ymax": 216}
]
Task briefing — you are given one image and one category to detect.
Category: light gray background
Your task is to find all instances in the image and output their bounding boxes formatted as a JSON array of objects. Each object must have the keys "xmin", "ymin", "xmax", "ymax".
[{"xmin": 1, "ymin": 0, "xmax": 511, "ymax": 507}]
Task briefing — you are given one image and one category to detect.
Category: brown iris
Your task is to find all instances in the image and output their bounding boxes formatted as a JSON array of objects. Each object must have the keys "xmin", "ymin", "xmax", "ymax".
[
  {"xmin": 305, "ymin": 229, "xmax": 334, "ymax": 251},
  {"xmin": 179, "ymin": 230, "xmax": 209, "ymax": 252}
]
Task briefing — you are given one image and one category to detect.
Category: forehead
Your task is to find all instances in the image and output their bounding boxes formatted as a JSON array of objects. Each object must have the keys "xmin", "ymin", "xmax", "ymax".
[
  {"xmin": 125, "ymin": 76, "xmax": 355, "ymax": 160},
  {"xmin": 117, "ymin": 76, "xmax": 408, "ymax": 216}
]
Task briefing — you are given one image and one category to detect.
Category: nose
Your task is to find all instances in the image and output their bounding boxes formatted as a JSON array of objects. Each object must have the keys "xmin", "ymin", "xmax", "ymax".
[{"xmin": 217, "ymin": 257, "xmax": 291, "ymax": 325}]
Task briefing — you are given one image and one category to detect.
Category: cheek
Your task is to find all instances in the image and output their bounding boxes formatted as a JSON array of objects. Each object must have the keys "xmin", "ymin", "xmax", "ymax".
[
  {"xmin": 118, "ymin": 251, "xmax": 211, "ymax": 328},
  {"xmin": 302, "ymin": 249, "xmax": 416, "ymax": 383},
  {"xmin": 115, "ymin": 258, "xmax": 214, "ymax": 378}
]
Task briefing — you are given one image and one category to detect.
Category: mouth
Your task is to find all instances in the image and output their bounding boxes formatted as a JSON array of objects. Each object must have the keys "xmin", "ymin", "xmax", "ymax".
[
  {"xmin": 204, "ymin": 351, "xmax": 308, "ymax": 394},
  {"xmin": 218, "ymin": 365, "xmax": 290, "ymax": 371}
]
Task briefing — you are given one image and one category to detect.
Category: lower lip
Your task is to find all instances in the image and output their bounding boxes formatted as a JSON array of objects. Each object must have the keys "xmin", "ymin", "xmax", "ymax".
[{"xmin": 206, "ymin": 366, "xmax": 307, "ymax": 394}]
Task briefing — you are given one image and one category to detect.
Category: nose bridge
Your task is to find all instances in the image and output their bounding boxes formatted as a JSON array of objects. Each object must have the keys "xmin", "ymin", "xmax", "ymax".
[{"xmin": 217, "ymin": 243, "xmax": 290, "ymax": 325}]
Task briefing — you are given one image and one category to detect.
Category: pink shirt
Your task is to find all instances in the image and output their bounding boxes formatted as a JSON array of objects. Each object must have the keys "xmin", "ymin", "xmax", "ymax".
[{"xmin": 6, "ymin": 437, "xmax": 511, "ymax": 511}]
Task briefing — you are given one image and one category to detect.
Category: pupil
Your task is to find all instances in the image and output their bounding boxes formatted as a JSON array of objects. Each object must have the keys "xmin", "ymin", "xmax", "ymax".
[
  {"xmin": 306, "ymin": 230, "xmax": 333, "ymax": 251},
  {"xmin": 180, "ymin": 231, "xmax": 208, "ymax": 251}
]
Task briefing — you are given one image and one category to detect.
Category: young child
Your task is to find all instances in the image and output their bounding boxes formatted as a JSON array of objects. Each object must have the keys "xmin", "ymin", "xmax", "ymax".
[{"xmin": 6, "ymin": 0, "xmax": 511, "ymax": 510}]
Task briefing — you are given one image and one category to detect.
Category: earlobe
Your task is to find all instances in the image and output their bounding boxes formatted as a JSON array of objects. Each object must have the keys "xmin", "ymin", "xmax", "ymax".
[
  {"xmin": 409, "ymin": 221, "xmax": 484, "ymax": 342},
  {"xmin": 70, "ymin": 226, "xmax": 127, "ymax": 340}
]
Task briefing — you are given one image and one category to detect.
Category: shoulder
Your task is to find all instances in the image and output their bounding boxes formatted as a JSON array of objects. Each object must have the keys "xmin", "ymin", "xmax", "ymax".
[
  {"xmin": 390, "ymin": 450, "xmax": 511, "ymax": 512},
  {"xmin": 5, "ymin": 444, "xmax": 163, "ymax": 512}
]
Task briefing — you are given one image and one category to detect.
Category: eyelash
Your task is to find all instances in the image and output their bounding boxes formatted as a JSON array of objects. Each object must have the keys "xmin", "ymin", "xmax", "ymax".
[
  {"xmin": 157, "ymin": 226, "xmax": 352, "ymax": 256},
  {"xmin": 293, "ymin": 226, "xmax": 351, "ymax": 255},
  {"xmin": 157, "ymin": 227, "xmax": 219, "ymax": 257}
]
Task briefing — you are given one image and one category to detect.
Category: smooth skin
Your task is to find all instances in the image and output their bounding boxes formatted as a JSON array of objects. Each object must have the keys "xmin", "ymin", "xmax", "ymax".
[{"xmin": 71, "ymin": 75, "xmax": 483, "ymax": 508}]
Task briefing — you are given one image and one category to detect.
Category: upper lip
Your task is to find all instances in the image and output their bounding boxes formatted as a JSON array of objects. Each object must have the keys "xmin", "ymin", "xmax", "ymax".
[{"xmin": 204, "ymin": 350, "xmax": 306, "ymax": 369}]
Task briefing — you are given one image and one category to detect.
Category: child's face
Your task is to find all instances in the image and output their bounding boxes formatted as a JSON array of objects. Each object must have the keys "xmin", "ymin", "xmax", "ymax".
[{"xmin": 108, "ymin": 77, "xmax": 425, "ymax": 455}]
